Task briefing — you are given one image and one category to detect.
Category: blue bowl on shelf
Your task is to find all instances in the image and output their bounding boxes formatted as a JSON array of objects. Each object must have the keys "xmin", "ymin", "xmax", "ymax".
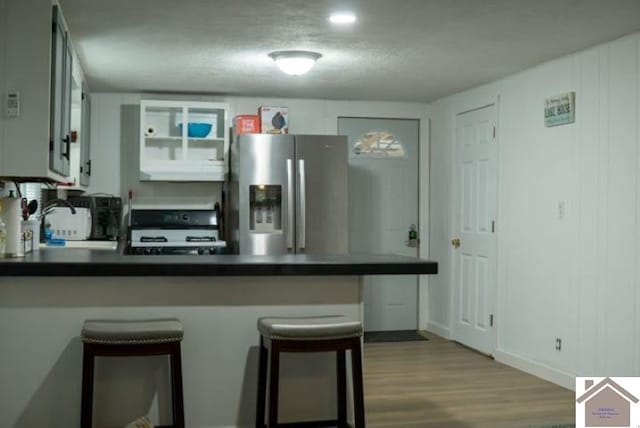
[{"xmin": 178, "ymin": 122, "xmax": 213, "ymax": 138}]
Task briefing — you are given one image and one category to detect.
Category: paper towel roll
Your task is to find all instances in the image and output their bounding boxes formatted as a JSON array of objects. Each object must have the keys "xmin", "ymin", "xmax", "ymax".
[{"xmin": 2, "ymin": 197, "xmax": 23, "ymax": 257}]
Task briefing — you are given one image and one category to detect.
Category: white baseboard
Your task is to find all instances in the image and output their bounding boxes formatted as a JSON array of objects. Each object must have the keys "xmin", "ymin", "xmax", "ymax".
[
  {"xmin": 494, "ymin": 348, "xmax": 575, "ymax": 390},
  {"xmin": 426, "ymin": 321, "xmax": 451, "ymax": 339}
]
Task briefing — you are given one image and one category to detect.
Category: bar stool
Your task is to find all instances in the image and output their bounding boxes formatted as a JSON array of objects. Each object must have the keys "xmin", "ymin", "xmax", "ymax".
[
  {"xmin": 255, "ymin": 315, "xmax": 365, "ymax": 428},
  {"xmin": 80, "ymin": 318, "xmax": 185, "ymax": 428}
]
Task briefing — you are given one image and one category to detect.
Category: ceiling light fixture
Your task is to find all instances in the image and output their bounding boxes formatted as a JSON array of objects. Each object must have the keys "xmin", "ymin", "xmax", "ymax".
[
  {"xmin": 329, "ymin": 12, "xmax": 357, "ymax": 24},
  {"xmin": 268, "ymin": 50, "xmax": 322, "ymax": 76}
]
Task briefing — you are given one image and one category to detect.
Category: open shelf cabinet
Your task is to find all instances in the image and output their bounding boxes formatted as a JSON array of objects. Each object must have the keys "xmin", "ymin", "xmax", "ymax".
[{"xmin": 139, "ymin": 100, "xmax": 229, "ymax": 181}]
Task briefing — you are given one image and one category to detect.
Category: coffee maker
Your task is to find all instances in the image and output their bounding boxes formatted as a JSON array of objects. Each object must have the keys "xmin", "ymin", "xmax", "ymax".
[{"xmin": 66, "ymin": 195, "xmax": 123, "ymax": 240}]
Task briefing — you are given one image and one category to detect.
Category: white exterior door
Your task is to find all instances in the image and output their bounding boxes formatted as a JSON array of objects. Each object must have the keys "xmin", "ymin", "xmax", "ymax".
[
  {"xmin": 452, "ymin": 104, "xmax": 497, "ymax": 355},
  {"xmin": 338, "ymin": 117, "xmax": 420, "ymax": 332}
]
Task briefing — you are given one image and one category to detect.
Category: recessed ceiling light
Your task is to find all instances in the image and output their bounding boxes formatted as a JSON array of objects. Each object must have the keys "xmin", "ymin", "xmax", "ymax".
[
  {"xmin": 268, "ymin": 50, "xmax": 322, "ymax": 76},
  {"xmin": 329, "ymin": 12, "xmax": 357, "ymax": 25}
]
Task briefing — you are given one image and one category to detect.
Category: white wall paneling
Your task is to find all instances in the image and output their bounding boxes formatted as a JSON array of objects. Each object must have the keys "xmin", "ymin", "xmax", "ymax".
[
  {"xmin": 576, "ymin": 47, "xmax": 600, "ymax": 376},
  {"xmin": 430, "ymin": 31, "xmax": 640, "ymax": 389},
  {"xmin": 599, "ymin": 36, "xmax": 639, "ymax": 376},
  {"xmin": 636, "ymin": 37, "xmax": 640, "ymax": 377}
]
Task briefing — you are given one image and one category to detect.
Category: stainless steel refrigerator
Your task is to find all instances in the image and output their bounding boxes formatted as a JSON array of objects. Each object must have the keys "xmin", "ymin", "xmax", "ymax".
[{"xmin": 225, "ymin": 134, "xmax": 348, "ymax": 255}]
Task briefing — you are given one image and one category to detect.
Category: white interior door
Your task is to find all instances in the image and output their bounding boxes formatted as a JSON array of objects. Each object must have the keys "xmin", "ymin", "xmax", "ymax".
[
  {"xmin": 338, "ymin": 117, "xmax": 420, "ymax": 332},
  {"xmin": 452, "ymin": 105, "xmax": 497, "ymax": 355}
]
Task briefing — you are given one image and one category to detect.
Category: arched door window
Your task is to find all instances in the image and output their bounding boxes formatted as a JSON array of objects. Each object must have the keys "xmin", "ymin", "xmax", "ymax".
[{"xmin": 352, "ymin": 131, "xmax": 406, "ymax": 158}]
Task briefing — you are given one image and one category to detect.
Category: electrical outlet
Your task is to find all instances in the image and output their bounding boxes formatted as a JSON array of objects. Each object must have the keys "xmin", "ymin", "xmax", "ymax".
[{"xmin": 555, "ymin": 338, "xmax": 562, "ymax": 351}]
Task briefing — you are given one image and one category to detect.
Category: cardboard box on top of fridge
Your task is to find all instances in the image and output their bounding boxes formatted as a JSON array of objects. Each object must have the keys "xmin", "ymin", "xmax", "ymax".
[
  {"xmin": 259, "ymin": 106, "xmax": 289, "ymax": 134},
  {"xmin": 233, "ymin": 115, "xmax": 261, "ymax": 135}
]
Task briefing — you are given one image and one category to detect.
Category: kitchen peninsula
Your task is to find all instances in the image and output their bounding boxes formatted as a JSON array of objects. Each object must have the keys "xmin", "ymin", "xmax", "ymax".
[{"xmin": 0, "ymin": 249, "xmax": 436, "ymax": 427}]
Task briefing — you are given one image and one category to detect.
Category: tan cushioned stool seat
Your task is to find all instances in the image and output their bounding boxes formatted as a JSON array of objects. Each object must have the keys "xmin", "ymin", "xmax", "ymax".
[
  {"xmin": 81, "ymin": 318, "xmax": 183, "ymax": 344},
  {"xmin": 258, "ymin": 315, "xmax": 362, "ymax": 340}
]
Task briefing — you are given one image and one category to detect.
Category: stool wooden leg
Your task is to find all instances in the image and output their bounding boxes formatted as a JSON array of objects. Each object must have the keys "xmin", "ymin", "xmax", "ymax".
[
  {"xmin": 169, "ymin": 342, "xmax": 185, "ymax": 428},
  {"xmin": 268, "ymin": 341, "xmax": 281, "ymax": 428},
  {"xmin": 256, "ymin": 337, "xmax": 268, "ymax": 428},
  {"xmin": 337, "ymin": 350, "xmax": 347, "ymax": 427},
  {"xmin": 351, "ymin": 338, "xmax": 366, "ymax": 428},
  {"xmin": 80, "ymin": 344, "xmax": 95, "ymax": 428}
]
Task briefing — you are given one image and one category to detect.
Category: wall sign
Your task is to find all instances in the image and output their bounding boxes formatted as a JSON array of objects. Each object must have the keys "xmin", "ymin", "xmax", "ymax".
[{"xmin": 545, "ymin": 92, "xmax": 575, "ymax": 127}]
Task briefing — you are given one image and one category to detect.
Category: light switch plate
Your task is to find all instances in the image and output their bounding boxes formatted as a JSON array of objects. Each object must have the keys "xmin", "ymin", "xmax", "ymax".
[{"xmin": 6, "ymin": 91, "xmax": 20, "ymax": 118}]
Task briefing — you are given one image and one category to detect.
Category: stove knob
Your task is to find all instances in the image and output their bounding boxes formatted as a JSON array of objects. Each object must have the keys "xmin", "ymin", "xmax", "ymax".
[
  {"xmin": 154, "ymin": 247, "xmax": 163, "ymax": 255},
  {"xmin": 208, "ymin": 247, "xmax": 217, "ymax": 255},
  {"xmin": 197, "ymin": 247, "xmax": 205, "ymax": 255},
  {"xmin": 135, "ymin": 247, "xmax": 143, "ymax": 255},
  {"xmin": 144, "ymin": 248, "xmax": 153, "ymax": 255}
]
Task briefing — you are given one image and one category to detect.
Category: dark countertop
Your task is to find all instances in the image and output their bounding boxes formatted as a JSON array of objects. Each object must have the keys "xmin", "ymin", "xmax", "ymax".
[{"xmin": 0, "ymin": 249, "xmax": 438, "ymax": 277}]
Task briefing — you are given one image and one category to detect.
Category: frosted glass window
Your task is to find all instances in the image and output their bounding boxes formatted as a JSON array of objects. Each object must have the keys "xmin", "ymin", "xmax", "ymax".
[{"xmin": 352, "ymin": 131, "xmax": 406, "ymax": 158}]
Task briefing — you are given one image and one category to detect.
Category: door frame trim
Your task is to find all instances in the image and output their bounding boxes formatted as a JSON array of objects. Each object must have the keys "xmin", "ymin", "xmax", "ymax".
[
  {"xmin": 456, "ymin": 103, "xmax": 496, "ymax": 117},
  {"xmin": 449, "ymin": 98, "xmax": 500, "ymax": 355}
]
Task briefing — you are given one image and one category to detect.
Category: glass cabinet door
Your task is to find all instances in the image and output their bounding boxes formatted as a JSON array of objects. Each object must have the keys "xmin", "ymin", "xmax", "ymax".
[
  {"xmin": 142, "ymin": 106, "xmax": 185, "ymax": 161},
  {"xmin": 49, "ymin": 5, "xmax": 71, "ymax": 176},
  {"xmin": 184, "ymin": 106, "xmax": 226, "ymax": 163},
  {"xmin": 79, "ymin": 83, "xmax": 91, "ymax": 187}
]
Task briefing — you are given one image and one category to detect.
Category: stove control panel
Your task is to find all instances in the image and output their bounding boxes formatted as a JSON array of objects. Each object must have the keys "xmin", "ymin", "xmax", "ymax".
[
  {"xmin": 131, "ymin": 209, "xmax": 218, "ymax": 228},
  {"xmin": 130, "ymin": 246, "xmax": 226, "ymax": 256}
]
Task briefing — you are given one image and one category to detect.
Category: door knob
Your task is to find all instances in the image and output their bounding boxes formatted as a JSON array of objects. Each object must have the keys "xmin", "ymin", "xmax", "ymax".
[{"xmin": 451, "ymin": 238, "xmax": 461, "ymax": 249}]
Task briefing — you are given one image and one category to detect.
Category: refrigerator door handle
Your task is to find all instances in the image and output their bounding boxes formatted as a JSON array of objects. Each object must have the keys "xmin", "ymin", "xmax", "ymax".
[
  {"xmin": 287, "ymin": 158, "xmax": 294, "ymax": 251},
  {"xmin": 298, "ymin": 159, "xmax": 306, "ymax": 251}
]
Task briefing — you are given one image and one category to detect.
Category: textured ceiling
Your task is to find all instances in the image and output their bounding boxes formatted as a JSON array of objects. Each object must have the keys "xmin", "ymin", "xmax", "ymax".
[{"xmin": 59, "ymin": 0, "xmax": 640, "ymax": 102}]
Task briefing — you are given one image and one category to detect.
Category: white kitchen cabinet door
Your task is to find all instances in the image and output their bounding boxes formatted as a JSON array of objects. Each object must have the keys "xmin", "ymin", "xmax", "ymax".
[
  {"xmin": 79, "ymin": 83, "xmax": 91, "ymax": 187},
  {"xmin": 57, "ymin": 70, "xmax": 92, "ymax": 190}
]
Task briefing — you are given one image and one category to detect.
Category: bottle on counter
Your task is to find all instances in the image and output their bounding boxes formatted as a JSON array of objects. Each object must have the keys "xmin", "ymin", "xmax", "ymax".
[
  {"xmin": 0, "ymin": 203, "xmax": 6, "ymax": 256},
  {"xmin": 1, "ymin": 191, "xmax": 23, "ymax": 257}
]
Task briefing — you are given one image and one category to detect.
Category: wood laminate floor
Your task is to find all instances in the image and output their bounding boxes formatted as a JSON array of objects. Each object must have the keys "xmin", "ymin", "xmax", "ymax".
[{"xmin": 363, "ymin": 333, "xmax": 575, "ymax": 428}]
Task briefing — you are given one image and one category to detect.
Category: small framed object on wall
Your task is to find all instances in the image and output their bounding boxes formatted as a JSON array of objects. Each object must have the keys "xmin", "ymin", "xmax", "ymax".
[{"xmin": 545, "ymin": 92, "xmax": 575, "ymax": 127}]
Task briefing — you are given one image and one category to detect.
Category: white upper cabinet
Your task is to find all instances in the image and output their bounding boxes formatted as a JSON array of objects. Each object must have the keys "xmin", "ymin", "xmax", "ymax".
[
  {"xmin": 0, "ymin": 0, "xmax": 90, "ymax": 184},
  {"xmin": 139, "ymin": 100, "xmax": 229, "ymax": 181}
]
